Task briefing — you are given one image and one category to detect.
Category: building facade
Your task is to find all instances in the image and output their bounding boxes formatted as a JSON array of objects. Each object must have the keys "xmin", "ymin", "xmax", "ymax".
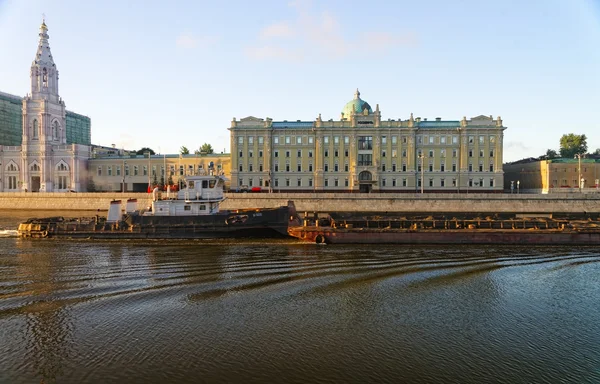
[
  {"xmin": 0, "ymin": 20, "xmax": 91, "ymax": 192},
  {"xmin": 229, "ymin": 90, "xmax": 506, "ymax": 193},
  {"xmin": 88, "ymin": 149, "xmax": 231, "ymax": 192},
  {"xmin": 504, "ymin": 157, "xmax": 600, "ymax": 194}
]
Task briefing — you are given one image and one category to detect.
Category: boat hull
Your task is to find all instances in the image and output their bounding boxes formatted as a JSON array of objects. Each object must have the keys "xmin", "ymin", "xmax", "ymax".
[
  {"xmin": 18, "ymin": 204, "xmax": 298, "ymax": 240},
  {"xmin": 288, "ymin": 227, "xmax": 600, "ymax": 245}
]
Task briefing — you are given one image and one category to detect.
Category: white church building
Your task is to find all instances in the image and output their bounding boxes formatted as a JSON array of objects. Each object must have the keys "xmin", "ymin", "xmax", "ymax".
[{"xmin": 0, "ymin": 20, "xmax": 90, "ymax": 192}]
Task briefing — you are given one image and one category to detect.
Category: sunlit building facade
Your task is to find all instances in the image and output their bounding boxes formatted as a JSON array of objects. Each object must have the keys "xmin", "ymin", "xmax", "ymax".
[{"xmin": 229, "ymin": 90, "xmax": 506, "ymax": 192}]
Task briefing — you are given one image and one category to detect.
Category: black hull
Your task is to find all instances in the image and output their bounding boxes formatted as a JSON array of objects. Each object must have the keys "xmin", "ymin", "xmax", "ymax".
[{"xmin": 18, "ymin": 203, "xmax": 299, "ymax": 240}]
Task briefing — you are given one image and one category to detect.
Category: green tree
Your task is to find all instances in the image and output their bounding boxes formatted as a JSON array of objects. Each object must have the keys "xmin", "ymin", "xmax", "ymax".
[
  {"xmin": 200, "ymin": 143, "xmax": 214, "ymax": 154},
  {"xmin": 545, "ymin": 149, "xmax": 558, "ymax": 159},
  {"xmin": 136, "ymin": 147, "xmax": 155, "ymax": 155},
  {"xmin": 593, "ymin": 148, "xmax": 600, "ymax": 155},
  {"xmin": 180, "ymin": 146, "xmax": 190, "ymax": 155},
  {"xmin": 559, "ymin": 134, "xmax": 587, "ymax": 158}
]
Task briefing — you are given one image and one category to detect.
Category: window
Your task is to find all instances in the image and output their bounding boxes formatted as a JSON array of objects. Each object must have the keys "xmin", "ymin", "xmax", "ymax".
[
  {"xmin": 8, "ymin": 176, "xmax": 17, "ymax": 190},
  {"xmin": 382, "ymin": 136, "xmax": 387, "ymax": 145},
  {"xmin": 417, "ymin": 136, "xmax": 422, "ymax": 144},
  {"xmin": 134, "ymin": 165, "xmax": 139, "ymax": 176},
  {"xmin": 469, "ymin": 179, "xmax": 473, "ymax": 187},
  {"xmin": 452, "ymin": 178, "xmax": 457, "ymax": 187},
  {"xmin": 258, "ymin": 136, "xmax": 264, "ymax": 144},
  {"xmin": 285, "ymin": 136, "xmax": 291, "ymax": 144},
  {"xmin": 334, "ymin": 136, "xmax": 339, "ymax": 144},
  {"xmin": 249, "ymin": 151, "xmax": 253, "ymax": 158},
  {"xmin": 125, "ymin": 165, "xmax": 129, "ymax": 176},
  {"xmin": 489, "ymin": 163, "xmax": 494, "ymax": 172},
  {"xmin": 143, "ymin": 165, "xmax": 148, "ymax": 176},
  {"xmin": 344, "ymin": 136, "xmax": 349, "ymax": 144},
  {"xmin": 452, "ymin": 162, "xmax": 456, "ymax": 172},
  {"xmin": 428, "ymin": 163, "xmax": 433, "ymax": 172},
  {"xmin": 275, "ymin": 164, "xmax": 279, "ymax": 172},
  {"xmin": 479, "ymin": 136, "xmax": 485, "ymax": 144},
  {"xmin": 324, "ymin": 164, "xmax": 329, "ymax": 172},
  {"xmin": 58, "ymin": 176, "xmax": 68, "ymax": 189},
  {"xmin": 33, "ymin": 119, "xmax": 39, "ymax": 139},
  {"xmin": 116, "ymin": 166, "xmax": 122, "ymax": 176},
  {"xmin": 309, "ymin": 137, "xmax": 314, "ymax": 144},
  {"xmin": 440, "ymin": 149, "xmax": 446, "ymax": 158},
  {"xmin": 479, "ymin": 162, "xmax": 483, "ymax": 172},
  {"xmin": 275, "ymin": 178, "xmax": 279, "ymax": 187},
  {"xmin": 358, "ymin": 136, "xmax": 373, "ymax": 150},
  {"xmin": 382, "ymin": 150, "xmax": 387, "ymax": 158},
  {"xmin": 382, "ymin": 164, "xmax": 386, "ymax": 172},
  {"xmin": 308, "ymin": 150, "xmax": 313, "ymax": 158},
  {"xmin": 441, "ymin": 178, "xmax": 445, "ymax": 187},
  {"xmin": 249, "ymin": 164, "xmax": 253, "ymax": 172},
  {"xmin": 239, "ymin": 164, "xmax": 243, "ymax": 172},
  {"xmin": 345, "ymin": 178, "xmax": 349, "ymax": 187},
  {"xmin": 469, "ymin": 150, "xmax": 473, "ymax": 157},
  {"xmin": 402, "ymin": 149, "xmax": 407, "ymax": 158},
  {"xmin": 248, "ymin": 136, "xmax": 254, "ymax": 144},
  {"xmin": 297, "ymin": 164, "xmax": 302, "ymax": 172},
  {"xmin": 490, "ymin": 178, "xmax": 495, "ymax": 187},
  {"xmin": 453, "ymin": 149, "xmax": 457, "ymax": 158},
  {"xmin": 468, "ymin": 163, "xmax": 473, "ymax": 172},
  {"xmin": 429, "ymin": 136, "xmax": 435, "ymax": 144},
  {"xmin": 297, "ymin": 136, "xmax": 302, "ymax": 144},
  {"xmin": 402, "ymin": 164, "xmax": 406, "ymax": 172},
  {"xmin": 249, "ymin": 179, "xmax": 253, "ymax": 187},
  {"xmin": 286, "ymin": 151, "xmax": 290, "ymax": 158},
  {"xmin": 344, "ymin": 164, "xmax": 348, "ymax": 172},
  {"xmin": 441, "ymin": 136, "xmax": 446, "ymax": 144},
  {"xmin": 259, "ymin": 164, "xmax": 263, "ymax": 172},
  {"xmin": 259, "ymin": 178, "xmax": 263, "ymax": 186},
  {"xmin": 309, "ymin": 164, "xmax": 313, "ymax": 172},
  {"xmin": 429, "ymin": 178, "xmax": 434, "ymax": 187},
  {"xmin": 259, "ymin": 150, "xmax": 263, "ymax": 158},
  {"xmin": 238, "ymin": 137, "xmax": 244, "ymax": 144},
  {"xmin": 286, "ymin": 178, "xmax": 290, "ymax": 186},
  {"xmin": 107, "ymin": 166, "xmax": 112, "ymax": 176},
  {"xmin": 392, "ymin": 164, "xmax": 397, "ymax": 172},
  {"xmin": 344, "ymin": 150, "xmax": 349, "ymax": 157},
  {"xmin": 297, "ymin": 150, "xmax": 302, "ymax": 157},
  {"xmin": 334, "ymin": 178, "xmax": 339, "ymax": 187},
  {"xmin": 275, "ymin": 151, "xmax": 279, "ymax": 158},
  {"xmin": 402, "ymin": 178, "xmax": 407, "ymax": 187},
  {"xmin": 297, "ymin": 178, "xmax": 302, "ymax": 187},
  {"xmin": 309, "ymin": 178, "xmax": 313, "ymax": 187},
  {"xmin": 324, "ymin": 178, "xmax": 329, "ymax": 187},
  {"xmin": 358, "ymin": 154, "xmax": 372, "ymax": 166},
  {"xmin": 239, "ymin": 151, "xmax": 243, "ymax": 158},
  {"xmin": 479, "ymin": 149, "xmax": 484, "ymax": 157},
  {"xmin": 441, "ymin": 163, "xmax": 445, "ymax": 172},
  {"xmin": 334, "ymin": 163, "xmax": 339, "ymax": 172},
  {"xmin": 490, "ymin": 150, "xmax": 494, "ymax": 157},
  {"xmin": 274, "ymin": 137, "xmax": 279, "ymax": 144},
  {"xmin": 392, "ymin": 150, "xmax": 397, "ymax": 158},
  {"xmin": 286, "ymin": 164, "xmax": 290, "ymax": 172},
  {"xmin": 392, "ymin": 136, "xmax": 398, "ymax": 144},
  {"xmin": 324, "ymin": 136, "xmax": 329, "ymax": 144},
  {"xmin": 179, "ymin": 166, "xmax": 184, "ymax": 176},
  {"xmin": 402, "ymin": 136, "xmax": 407, "ymax": 144},
  {"xmin": 334, "ymin": 150, "xmax": 339, "ymax": 157},
  {"xmin": 429, "ymin": 150, "xmax": 434, "ymax": 157},
  {"xmin": 324, "ymin": 150, "xmax": 329, "ymax": 157},
  {"xmin": 452, "ymin": 136, "xmax": 458, "ymax": 144},
  {"xmin": 97, "ymin": 166, "xmax": 102, "ymax": 176},
  {"xmin": 468, "ymin": 136, "xmax": 474, "ymax": 144}
]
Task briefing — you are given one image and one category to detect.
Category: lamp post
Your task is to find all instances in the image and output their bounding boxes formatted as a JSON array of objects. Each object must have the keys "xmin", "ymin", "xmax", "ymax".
[
  {"xmin": 575, "ymin": 153, "xmax": 584, "ymax": 192},
  {"xmin": 418, "ymin": 153, "xmax": 424, "ymax": 194},
  {"xmin": 517, "ymin": 180, "xmax": 520, "ymax": 194},
  {"xmin": 122, "ymin": 159, "xmax": 127, "ymax": 193}
]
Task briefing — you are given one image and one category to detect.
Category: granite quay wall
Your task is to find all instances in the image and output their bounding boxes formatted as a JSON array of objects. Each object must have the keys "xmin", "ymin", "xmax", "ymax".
[{"xmin": 2, "ymin": 192, "xmax": 600, "ymax": 214}]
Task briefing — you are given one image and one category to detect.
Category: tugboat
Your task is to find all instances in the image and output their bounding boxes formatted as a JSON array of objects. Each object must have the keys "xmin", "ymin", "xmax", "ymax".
[{"xmin": 18, "ymin": 172, "xmax": 300, "ymax": 239}]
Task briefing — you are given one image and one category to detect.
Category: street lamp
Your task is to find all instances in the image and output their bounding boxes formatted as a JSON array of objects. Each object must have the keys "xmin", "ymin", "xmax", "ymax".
[
  {"xmin": 575, "ymin": 153, "xmax": 585, "ymax": 192},
  {"xmin": 122, "ymin": 159, "xmax": 127, "ymax": 193},
  {"xmin": 517, "ymin": 180, "xmax": 520, "ymax": 194},
  {"xmin": 418, "ymin": 153, "xmax": 425, "ymax": 194}
]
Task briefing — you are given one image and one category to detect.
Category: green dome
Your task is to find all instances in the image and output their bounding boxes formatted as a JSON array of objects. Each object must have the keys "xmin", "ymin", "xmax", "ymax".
[{"xmin": 342, "ymin": 89, "xmax": 372, "ymax": 117}]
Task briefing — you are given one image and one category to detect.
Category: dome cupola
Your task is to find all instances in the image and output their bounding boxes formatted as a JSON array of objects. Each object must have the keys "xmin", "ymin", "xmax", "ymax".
[{"xmin": 342, "ymin": 89, "xmax": 373, "ymax": 117}]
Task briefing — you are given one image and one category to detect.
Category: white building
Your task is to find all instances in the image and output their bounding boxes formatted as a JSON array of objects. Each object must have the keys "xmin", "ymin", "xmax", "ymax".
[{"xmin": 0, "ymin": 19, "xmax": 90, "ymax": 192}]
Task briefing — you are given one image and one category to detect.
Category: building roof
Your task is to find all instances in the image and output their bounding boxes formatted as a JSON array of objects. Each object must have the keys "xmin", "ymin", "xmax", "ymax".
[
  {"xmin": 272, "ymin": 121, "xmax": 314, "ymax": 128},
  {"xmin": 418, "ymin": 121, "xmax": 460, "ymax": 128},
  {"xmin": 342, "ymin": 89, "xmax": 373, "ymax": 117}
]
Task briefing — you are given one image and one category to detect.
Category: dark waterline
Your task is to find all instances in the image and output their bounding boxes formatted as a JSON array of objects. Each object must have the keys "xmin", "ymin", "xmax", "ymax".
[{"xmin": 1, "ymin": 211, "xmax": 599, "ymax": 383}]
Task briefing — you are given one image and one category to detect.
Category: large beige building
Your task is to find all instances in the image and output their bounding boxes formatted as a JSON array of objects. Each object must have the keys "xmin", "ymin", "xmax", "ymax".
[{"xmin": 229, "ymin": 90, "xmax": 506, "ymax": 193}]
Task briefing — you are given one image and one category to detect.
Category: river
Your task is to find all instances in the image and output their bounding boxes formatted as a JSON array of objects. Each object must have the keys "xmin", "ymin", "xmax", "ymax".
[{"xmin": 0, "ymin": 211, "xmax": 599, "ymax": 383}]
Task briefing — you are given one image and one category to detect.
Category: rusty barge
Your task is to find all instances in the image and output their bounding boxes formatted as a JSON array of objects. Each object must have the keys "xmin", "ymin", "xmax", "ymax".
[{"xmin": 288, "ymin": 212, "xmax": 600, "ymax": 245}]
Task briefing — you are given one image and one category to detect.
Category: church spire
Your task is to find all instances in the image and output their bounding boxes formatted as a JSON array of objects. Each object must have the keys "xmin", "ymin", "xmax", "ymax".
[{"xmin": 30, "ymin": 17, "xmax": 59, "ymax": 100}]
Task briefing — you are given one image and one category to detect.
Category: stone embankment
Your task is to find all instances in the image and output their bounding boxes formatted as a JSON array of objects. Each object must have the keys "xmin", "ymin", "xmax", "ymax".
[{"xmin": 1, "ymin": 192, "xmax": 600, "ymax": 214}]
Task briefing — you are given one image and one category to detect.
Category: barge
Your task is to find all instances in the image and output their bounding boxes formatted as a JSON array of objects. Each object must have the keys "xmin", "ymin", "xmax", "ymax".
[
  {"xmin": 288, "ymin": 212, "xmax": 600, "ymax": 245},
  {"xmin": 18, "ymin": 173, "xmax": 300, "ymax": 239}
]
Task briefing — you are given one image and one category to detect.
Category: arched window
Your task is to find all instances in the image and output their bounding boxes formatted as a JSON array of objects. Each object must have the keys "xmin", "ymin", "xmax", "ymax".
[
  {"xmin": 33, "ymin": 119, "xmax": 39, "ymax": 139},
  {"xmin": 53, "ymin": 121, "xmax": 59, "ymax": 140},
  {"xmin": 30, "ymin": 163, "xmax": 40, "ymax": 172},
  {"xmin": 56, "ymin": 163, "xmax": 68, "ymax": 171},
  {"xmin": 42, "ymin": 68, "xmax": 48, "ymax": 87},
  {"xmin": 7, "ymin": 163, "xmax": 18, "ymax": 172},
  {"xmin": 359, "ymin": 171, "xmax": 372, "ymax": 181}
]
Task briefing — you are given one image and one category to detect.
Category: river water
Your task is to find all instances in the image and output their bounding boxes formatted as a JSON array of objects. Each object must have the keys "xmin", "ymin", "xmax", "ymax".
[{"xmin": 0, "ymin": 211, "xmax": 599, "ymax": 383}]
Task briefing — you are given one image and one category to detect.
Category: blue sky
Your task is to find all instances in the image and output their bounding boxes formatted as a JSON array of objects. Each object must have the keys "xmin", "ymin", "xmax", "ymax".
[{"xmin": 1, "ymin": 0, "xmax": 599, "ymax": 162}]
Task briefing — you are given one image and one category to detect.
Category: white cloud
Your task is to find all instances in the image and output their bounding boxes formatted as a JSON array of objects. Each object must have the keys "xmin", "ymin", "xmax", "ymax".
[{"xmin": 246, "ymin": 3, "xmax": 417, "ymax": 61}]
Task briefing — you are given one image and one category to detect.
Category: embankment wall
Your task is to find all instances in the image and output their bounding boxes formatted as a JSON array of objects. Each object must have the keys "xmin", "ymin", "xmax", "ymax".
[{"xmin": 1, "ymin": 192, "xmax": 600, "ymax": 214}]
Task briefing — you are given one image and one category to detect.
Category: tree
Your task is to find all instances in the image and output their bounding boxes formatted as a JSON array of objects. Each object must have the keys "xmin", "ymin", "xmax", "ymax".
[
  {"xmin": 200, "ymin": 143, "xmax": 214, "ymax": 154},
  {"xmin": 559, "ymin": 134, "xmax": 587, "ymax": 158},
  {"xmin": 593, "ymin": 148, "xmax": 600, "ymax": 155},
  {"xmin": 136, "ymin": 147, "xmax": 155, "ymax": 155},
  {"xmin": 545, "ymin": 149, "xmax": 558, "ymax": 159},
  {"xmin": 180, "ymin": 146, "xmax": 190, "ymax": 155}
]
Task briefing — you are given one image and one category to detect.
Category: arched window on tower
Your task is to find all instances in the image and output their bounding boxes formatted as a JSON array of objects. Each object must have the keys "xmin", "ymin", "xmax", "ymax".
[
  {"xmin": 33, "ymin": 119, "xmax": 39, "ymax": 139},
  {"xmin": 42, "ymin": 68, "xmax": 48, "ymax": 87},
  {"xmin": 53, "ymin": 121, "xmax": 59, "ymax": 140}
]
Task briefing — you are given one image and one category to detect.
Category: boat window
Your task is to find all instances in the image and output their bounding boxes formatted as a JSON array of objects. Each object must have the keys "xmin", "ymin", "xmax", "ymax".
[
  {"xmin": 184, "ymin": 205, "xmax": 191, "ymax": 211},
  {"xmin": 209, "ymin": 180, "xmax": 216, "ymax": 188},
  {"xmin": 202, "ymin": 180, "xmax": 208, "ymax": 188},
  {"xmin": 200, "ymin": 205, "xmax": 206, "ymax": 210}
]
